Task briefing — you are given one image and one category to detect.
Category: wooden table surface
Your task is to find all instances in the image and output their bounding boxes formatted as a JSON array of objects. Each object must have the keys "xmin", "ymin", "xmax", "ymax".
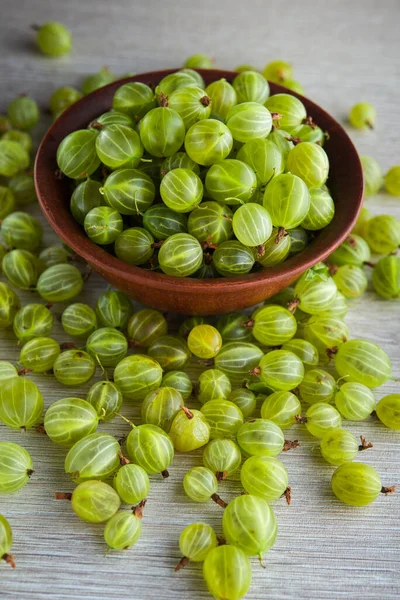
[{"xmin": 1, "ymin": 1, "xmax": 400, "ymax": 598}]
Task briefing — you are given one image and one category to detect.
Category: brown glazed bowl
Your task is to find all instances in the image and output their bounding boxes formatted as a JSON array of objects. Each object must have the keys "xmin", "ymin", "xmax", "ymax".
[{"xmin": 35, "ymin": 69, "xmax": 363, "ymax": 315}]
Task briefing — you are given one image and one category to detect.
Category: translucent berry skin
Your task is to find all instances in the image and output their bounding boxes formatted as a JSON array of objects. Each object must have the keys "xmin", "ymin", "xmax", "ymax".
[
  {"xmin": 104, "ymin": 510, "xmax": 142, "ymax": 551},
  {"xmin": 0, "ymin": 282, "xmax": 20, "ymax": 329},
  {"xmin": 7, "ymin": 95, "xmax": 39, "ymax": 131},
  {"xmin": 56, "ymin": 130, "xmax": 100, "ymax": 179},
  {"xmin": 1, "ymin": 211, "xmax": 42, "ymax": 251},
  {"xmin": 95, "ymin": 124, "xmax": 143, "ymax": 170},
  {"xmin": 215, "ymin": 342, "xmax": 264, "ymax": 382},
  {"xmin": 61, "ymin": 303, "xmax": 97, "ymax": 338},
  {"xmin": 335, "ymin": 383, "xmax": 375, "ymax": 421},
  {"xmin": 96, "ymin": 290, "xmax": 132, "ymax": 330},
  {"xmin": 0, "ymin": 140, "xmax": 29, "ymax": 177},
  {"xmin": 233, "ymin": 70, "xmax": 270, "ymax": 104},
  {"xmin": 0, "ymin": 187, "xmax": 16, "ymax": 219},
  {"xmin": 140, "ymin": 107, "xmax": 185, "ymax": 158},
  {"xmin": 263, "ymin": 173, "xmax": 310, "ymax": 229},
  {"xmin": 0, "ymin": 514, "xmax": 13, "ymax": 566},
  {"xmin": 203, "ymin": 438, "xmax": 242, "ymax": 477},
  {"xmin": 65, "ymin": 433, "xmax": 121, "ymax": 482},
  {"xmin": 84, "ymin": 206, "xmax": 123, "ymax": 245},
  {"xmin": 86, "ymin": 380, "xmax": 123, "ymax": 421},
  {"xmin": 71, "ymin": 480, "xmax": 120, "ymax": 523},
  {"xmin": 294, "ymin": 270, "xmax": 337, "ymax": 315},
  {"xmin": 160, "ymin": 167, "xmax": 203, "ymax": 214},
  {"xmin": 114, "ymin": 354, "xmax": 163, "ymax": 401},
  {"xmin": 36, "ymin": 21, "xmax": 72, "ymax": 56},
  {"xmin": 170, "ymin": 409, "xmax": 210, "ymax": 452},
  {"xmin": 141, "ymin": 386, "xmax": 183, "ymax": 433},
  {"xmin": 126, "ymin": 424, "xmax": 174, "ymax": 474},
  {"xmin": 113, "ymin": 463, "xmax": 150, "ymax": 504},
  {"xmin": 365, "ymin": 214, "xmax": 400, "ymax": 254},
  {"xmin": 8, "ymin": 172, "xmax": 36, "ymax": 204},
  {"xmin": 0, "ymin": 377, "xmax": 43, "ymax": 430},
  {"xmin": 258, "ymin": 350, "xmax": 305, "ymax": 392},
  {"xmin": 53, "ymin": 349, "xmax": 96, "ymax": 386},
  {"xmin": 334, "ymin": 339, "xmax": 392, "ymax": 388},
  {"xmin": 197, "ymin": 369, "xmax": 232, "ymax": 405},
  {"xmin": 376, "ymin": 394, "xmax": 400, "ymax": 430},
  {"xmin": 303, "ymin": 403, "xmax": 342, "ymax": 438},
  {"xmin": 19, "ymin": 336, "xmax": 60, "ymax": 373},
  {"xmin": 148, "ymin": 335, "xmax": 192, "ymax": 371},
  {"xmin": 263, "ymin": 60, "xmax": 293, "ymax": 82},
  {"xmin": 261, "ymin": 391, "xmax": 301, "ymax": 429},
  {"xmin": 304, "ymin": 316, "xmax": 349, "ymax": 358},
  {"xmin": 257, "ymin": 227, "xmax": 291, "ymax": 267},
  {"xmin": 127, "ymin": 309, "xmax": 167, "ymax": 347},
  {"xmin": 385, "ymin": 165, "xmax": 400, "ymax": 196},
  {"xmin": 188, "ymin": 325, "xmax": 222, "ymax": 359},
  {"xmin": 86, "ymin": 327, "xmax": 128, "ymax": 368},
  {"xmin": 233, "ymin": 203, "xmax": 272, "ymax": 247},
  {"xmin": 0, "ymin": 442, "xmax": 33, "ymax": 493},
  {"xmin": 372, "ymin": 256, "xmax": 400, "ymax": 299},
  {"xmin": 13, "ymin": 303, "xmax": 53, "ymax": 343},
  {"xmin": 299, "ymin": 368, "xmax": 336, "ymax": 405},
  {"xmin": 251, "ymin": 304, "xmax": 297, "ymax": 346},
  {"xmin": 241, "ymin": 455, "xmax": 288, "ymax": 501},
  {"xmin": 201, "ymin": 400, "xmax": 243, "ymax": 439},
  {"xmin": 2, "ymin": 249, "xmax": 39, "ymax": 290},
  {"xmin": 168, "ymin": 86, "xmax": 212, "ymax": 130},
  {"xmin": 331, "ymin": 463, "xmax": 382, "ymax": 506},
  {"xmin": 156, "ymin": 71, "xmax": 200, "ymax": 98},
  {"xmin": 184, "ymin": 54, "xmax": 213, "ymax": 69},
  {"xmin": 185, "ymin": 119, "xmax": 233, "ymax": 166},
  {"xmin": 223, "ymin": 494, "xmax": 278, "ymax": 556},
  {"xmin": 237, "ymin": 419, "xmax": 285, "ymax": 457},
  {"xmin": 112, "ymin": 82, "xmax": 156, "ymax": 120},
  {"xmin": 205, "ymin": 78, "xmax": 237, "ymax": 121},
  {"xmin": 333, "ymin": 265, "xmax": 368, "ymax": 299},
  {"xmin": 49, "ymin": 86, "xmax": 82, "ymax": 115},
  {"xmin": 228, "ymin": 388, "xmax": 256, "ymax": 418},
  {"xmin": 70, "ymin": 179, "xmax": 103, "ymax": 225},
  {"xmin": 0, "ymin": 361, "xmax": 18, "ymax": 382},
  {"xmin": 205, "ymin": 159, "xmax": 257, "ymax": 205},
  {"xmin": 265, "ymin": 93, "xmax": 306, "ymax": 132},
  {"xmin": 82, "ymin": 68, "xmax": 115, "ymax": 95},
  {"xmin": 179, "ymin": 523, "xmax": 218, "ymax": 562},
  {"xmin": 320, "ymin": 429, "xmax": 359, "ymax": 466},
  {"xmin": 183, "ymin": 466, "xmax": 218, "ymax": 503},
  {"xmin": 143, "ymin": 204, "xmax": 188, "ymax": 240},
  {"xmin": 161, "ymin": 371, "xmax": 192, "ymax": 400},
  {"xmin": 226, "ymin": 102, "xmax": 273, "ymax": 143},
  {"xmin": 37, "ymin": 264, "xmax": 83, "ymax": 303},
  {"xmin": 44, "ymin": 397, "xmax": 99, "ymax": 447},
  {"xmin": 39, "ymin": 246, "xmax": 69, "ymax": 268},
  {"xmin": 203, "ymin": 545, "xmax": 252, "ymax": 600},
  {"xmin": 287, "ymin": 142, "xmax": 329, "ymax": 188},
  {"xmin": 158, "ymin": 233, "xmax": 203, "ymax": 277},
  {"xmin": 349, "ymin": 102, "xmax": 376, "ymax": 129},
  {"xmin": 281, "ymin": 339, "xmax": 319, "ymax": 366},
  {"xmin": 115, "ymin": 227, "xmax": 154, "ymax": 266},
  {"xmin": 301, "ymin": 187, "xmax": 335, "ymax": 230},
  {"xmin": 213, "ymin": 241, "xmax": 255, "ymax": 277},
  {"xmin": 360, "ymin": 155, "xmax": 383, "ymax": 196},
  {"xmin": 330, "ymin": 234, "xmax": 371, "ymax": 267}
]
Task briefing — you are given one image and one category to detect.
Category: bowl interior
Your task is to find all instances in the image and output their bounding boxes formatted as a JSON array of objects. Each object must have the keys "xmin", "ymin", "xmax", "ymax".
[{"xmin": 34, "ymin": 68, "xmax": 363, "ymax": 313}]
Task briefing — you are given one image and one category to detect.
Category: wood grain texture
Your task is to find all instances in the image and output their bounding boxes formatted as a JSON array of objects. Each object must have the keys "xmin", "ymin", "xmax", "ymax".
[{"xmin": 1, "ymin": 1, "xmax": 400, "ymax": 599}]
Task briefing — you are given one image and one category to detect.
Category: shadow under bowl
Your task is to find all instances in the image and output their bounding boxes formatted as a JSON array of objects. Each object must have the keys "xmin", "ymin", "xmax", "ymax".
[{"xmin": 34, "ymin": 68, "xmax": 363, "ymax": 315}]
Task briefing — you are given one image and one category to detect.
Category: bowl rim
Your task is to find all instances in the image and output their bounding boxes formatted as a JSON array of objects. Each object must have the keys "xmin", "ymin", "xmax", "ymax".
[{"xmin": 35, "ymin": 67, "xmax": 364, "ymax": 292}]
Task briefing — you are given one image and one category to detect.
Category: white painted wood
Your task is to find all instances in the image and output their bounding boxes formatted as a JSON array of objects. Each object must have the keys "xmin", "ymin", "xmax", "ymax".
[{"xmin": 0, "ymin": 1, "xmax": 400, "ymax": 598}]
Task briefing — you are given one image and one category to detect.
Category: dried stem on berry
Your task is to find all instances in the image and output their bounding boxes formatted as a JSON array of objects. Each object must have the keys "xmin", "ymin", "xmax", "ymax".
[
  {"xmin": 181, "ymin": 406, "xmax": 194, "ymax": 419},
  {"xmin": 161, "ymin": 470, "xmax": 170, "ymax": 478},
  {"xmin": 118, "ymin": 451, "xmax": 130, "ymax": 465},
  {"xmin": 133, "ymin": 499, "xmax": 146, "ymax": 519},
  {"xmin": 256, "ymin": 244, "xmax": 265, "ymax": 258},
  {"xmin": 17, "ymin": 368, "xmax": 32, "ymax": 376},
  {"xmin": 216, "ymin": 471, "xmax": 228, "ymax": 481},
  {"xmin": 358, "ymin": 436, "xmax": 373, "ymax": 451},
  {"xmin": 302, "ymin": 115, "xmax": 318, "ymax": 129},
  {"xmin": 381, "ymin": 486, "xmax": 396, "ymax": 495},
  {"xmin": 326, "ymin": 346, "xmax": 338, "ymax": 361},
  {"xmin": 281, "ymin": 486, "xmax": 292, "ymax": 505},
  {"xmin": 200, "ymin": 95, "xmax": 211, "ymax": 106},
  {"xmin": 287, "ymin": 297, "xmax": 300, "ymax": 314},
  {"xmin": 55, "ymin": 492, "xmax": 73, "ymax": 500},
  {"xmin": 285, "ymin": 135, "xmax": 302, "ymax": 145},
  {"xmin": 60, "ymin": 341, "xmax": 77, "ymax": 351},
  {"xmin": 283, "ymin": 439, "xmax": 300, "ymax": 452},
  {"xmin": 159, "ymin": 93, "xmax": 169, "ymax": 107},
  {"xmin": 271, "ymin": 112, "xmax": 283, "ymax": 122},
  {"xmin": 249, "ymin": 366, "xmax": 261, "ymax": 376},
  {"xmin": 364, "ymin": 261, "xmax": 376, "ymax": 268},
  {"xmin": 35, "ymin": 423, "xmax": 46, "ymax": 435},
  {"xmin": 89, "ymin": 121, "xmax": 104, "ymax": 131},
  {"xmin": 243, "ymin": 319, "xmax": 254, "ymax": 328},
  {"xmin": 174, "ymin": 556, "xmax": 190, "ymax": 572},
  {"xmin": 3, "ymin": 554, "xmax": 16, "ymax": 568},
  {"xmin": 295, "ymin": 414, "xmax": 307, "ymax": 424},
  {"xmin": 211, "ymin": 493, "xmax": 228, "ymax": 508},
  {"xmin": 276, "ymin": 226, "xmax": 287, "ymax": 243}
]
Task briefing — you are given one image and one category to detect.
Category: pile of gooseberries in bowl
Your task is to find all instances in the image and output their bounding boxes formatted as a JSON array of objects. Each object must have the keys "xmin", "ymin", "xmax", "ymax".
[{"xmin": 35, "ymin": 68, "xmax": 363, "ymax": 314}]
